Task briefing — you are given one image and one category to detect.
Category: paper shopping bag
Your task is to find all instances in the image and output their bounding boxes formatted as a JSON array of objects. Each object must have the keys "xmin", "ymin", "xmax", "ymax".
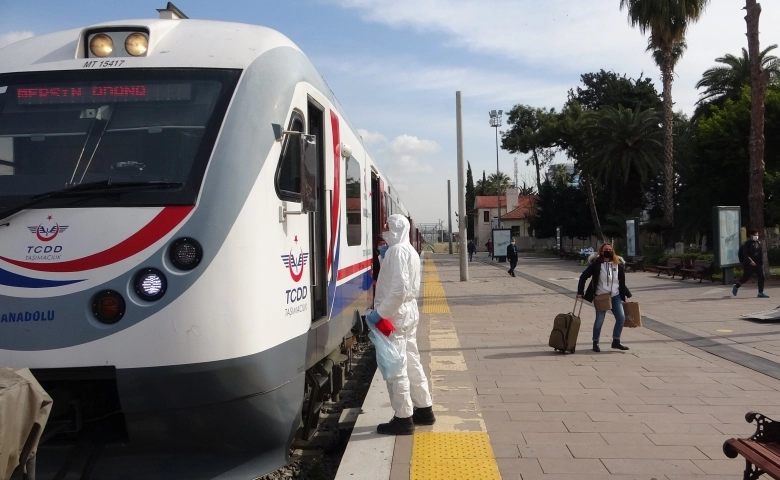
[{"xmin": 622, "ymin": 301, "xmax": 642, "ymax": 328}]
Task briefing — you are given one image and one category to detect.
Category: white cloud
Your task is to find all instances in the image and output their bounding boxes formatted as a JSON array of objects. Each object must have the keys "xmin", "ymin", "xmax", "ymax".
[
  {"xmin": 389, "ymin": 134, "xmax": 440, "ymax": 156},
  {"xmin": 326, "ymin": 0, "xmax": 780, "ymax": 116},
  {"xmin": 0, "ymin": 31, "xmax": 34, "ymax": 50},
  {"xmin": 357, "ymin": 129, "xmax": 387, "ymax": 148}
]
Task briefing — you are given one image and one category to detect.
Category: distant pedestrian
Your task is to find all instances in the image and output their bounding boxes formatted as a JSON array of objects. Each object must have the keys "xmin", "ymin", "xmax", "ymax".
[
  {"xmin": 485, "ymin": 240, "xmax": 493, "ymax": 260},
  {"xmin": 577, "ymin": 243, "xmax": 632, "ymax": 352},
  {"xmin": 467, "ymin": 239, "xmax": 476, "ymax": 261},
  {"xmin": 506, "ymin": 237, "xmax": 518, "ymax": 277},
  {"xmin": 733, "ymin": 229, "xmax": 768, "ymax": 298}
]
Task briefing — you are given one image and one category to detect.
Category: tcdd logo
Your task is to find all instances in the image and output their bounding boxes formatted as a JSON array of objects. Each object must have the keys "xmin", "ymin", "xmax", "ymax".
[
  {"xmin": 28, "ymin": 215, "xmax": 68, "ymax": 242},
  {"xmin": 280, "ymin": 235, "xmax": 309, "ymax": 282},
  {"xmin": 285, "ymin": 286, "xmax": 308, "ymax": 304}
]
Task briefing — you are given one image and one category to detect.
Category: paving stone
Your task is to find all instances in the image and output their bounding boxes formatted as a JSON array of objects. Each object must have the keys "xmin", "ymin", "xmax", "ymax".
[
  {"xmin": 568, "ymin": 445, "xmax": 708, "ymax": 460},
  {"xmin": 522, "ymin": 432, "xmax": 607, "ymax": 446},
  {"xmin": 601, "ymin": 458, "xmax": 705, "ymax": 474},
  {"xmin": 538, "ymin": 458, "xmax": 610, "ymax": 474}
]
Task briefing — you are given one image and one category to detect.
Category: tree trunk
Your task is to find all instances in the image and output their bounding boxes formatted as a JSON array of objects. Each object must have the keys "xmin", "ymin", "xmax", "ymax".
[
  {"xmin": 583, "ymin": 175, "xmax": 604, "ymax": 242},
  {"xmin": 661, "ymin": 46, "xmax": 676, "ymax": 248},
  {"xmin": 532, "ymin": 149, "xmax": 542, "ymax": 193},
  {"xmin": 745, "ymin": 0, "xmax": 769, "ymax": 276}
]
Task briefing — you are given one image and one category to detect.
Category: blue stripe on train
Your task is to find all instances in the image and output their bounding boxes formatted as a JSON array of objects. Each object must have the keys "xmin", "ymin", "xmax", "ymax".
[{"xmin": 0, "ymin": 268, "xmax": 84, "ymax": 288}]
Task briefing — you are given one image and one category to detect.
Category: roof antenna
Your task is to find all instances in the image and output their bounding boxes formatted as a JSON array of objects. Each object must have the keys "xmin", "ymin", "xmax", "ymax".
[{"xmin": 157, "ymin": 2, "xmax": 189, "ymax": 20}]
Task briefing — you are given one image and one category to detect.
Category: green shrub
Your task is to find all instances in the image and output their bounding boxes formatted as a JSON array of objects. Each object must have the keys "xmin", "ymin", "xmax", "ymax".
[
  {"xmin": 642, "ymin": 246, "xmax": 665, "ymax": 266},
  {"xmin": 769, "ymin": 248, "xmax": 780, "ymax": 266}
]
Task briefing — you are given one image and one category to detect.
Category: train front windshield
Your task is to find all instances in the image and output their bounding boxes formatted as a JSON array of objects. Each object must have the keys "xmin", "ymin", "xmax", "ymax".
[{"xmin": 0, "ymin": 69, "xmax": 239, "ymax": 209}]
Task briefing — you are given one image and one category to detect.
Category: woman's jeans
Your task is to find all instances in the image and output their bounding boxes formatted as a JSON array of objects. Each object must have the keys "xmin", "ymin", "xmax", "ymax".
[{"xmin": 593, "ymin": 294, "xmax": 625, "ymax": 342}]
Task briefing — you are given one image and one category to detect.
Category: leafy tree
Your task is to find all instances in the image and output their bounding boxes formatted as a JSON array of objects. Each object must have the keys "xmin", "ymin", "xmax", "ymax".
[
  {"xmin": 501, "ymin": 105, "xmax": 558, "ymax": 192},
  {"xmin": 568, "ymin": 69, "xmax": 662, "ymax": 112},
  {"xmin": 620, "ymin": 0, "xmax": 711, "ymax": 245},
  {"xmin": 696, "ymin": 45, "xmax": 780, "ymax": 106},
  {"xmin": 480, "ymin": 172, "xmax": 511, "ymax": 196},
  {"xmin": 530, "ymin": 179, "xmax": 592, "ymax": 240},
  {"xmin": 691, "ymin": 86, "xmax": 780, "ymax": 227}
]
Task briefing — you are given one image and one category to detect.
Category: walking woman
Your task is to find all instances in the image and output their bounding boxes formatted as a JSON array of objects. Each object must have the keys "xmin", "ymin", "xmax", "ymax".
[{"xmin": 577, "ymin": 243, "xmax": 632, "ymax": 352}]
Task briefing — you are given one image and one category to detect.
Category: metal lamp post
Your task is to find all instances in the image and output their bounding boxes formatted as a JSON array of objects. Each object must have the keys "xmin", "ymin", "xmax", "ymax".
[{"xmin": 489, "ymin": 110, "xmax": 502, "ymax": 228}]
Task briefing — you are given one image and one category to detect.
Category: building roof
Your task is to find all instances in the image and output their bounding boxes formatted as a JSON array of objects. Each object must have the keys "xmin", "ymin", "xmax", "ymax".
[
  {"xmin": 501, "ymin": 196, "xmax": 537, "ymax": 220},
  {"xmin": 475, "ymin": 196, "xmax": 507, "ymax": 209}
]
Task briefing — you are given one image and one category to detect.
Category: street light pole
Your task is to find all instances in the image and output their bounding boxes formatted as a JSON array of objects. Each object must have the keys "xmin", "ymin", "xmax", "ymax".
[{"xmin": 489, "ymin": 110, "xmax": 503, "ymax": 228}]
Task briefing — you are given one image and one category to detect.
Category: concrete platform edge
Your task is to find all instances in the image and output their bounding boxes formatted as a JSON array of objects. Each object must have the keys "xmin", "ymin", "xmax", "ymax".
[{"xmin": 334, "ymin": 370, "xmax": 394, "ymax": 480}]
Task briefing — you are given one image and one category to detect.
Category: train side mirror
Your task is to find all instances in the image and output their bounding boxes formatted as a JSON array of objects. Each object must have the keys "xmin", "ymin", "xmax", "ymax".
[{"xmin": 300, "ymin": 134, "xmax": 318, "ymax": 213}]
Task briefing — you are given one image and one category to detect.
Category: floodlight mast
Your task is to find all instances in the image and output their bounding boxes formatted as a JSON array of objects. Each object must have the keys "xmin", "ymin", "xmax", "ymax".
[{"xmin": 489, "ymin": 110, "xmax": 503, "ymax": 228}]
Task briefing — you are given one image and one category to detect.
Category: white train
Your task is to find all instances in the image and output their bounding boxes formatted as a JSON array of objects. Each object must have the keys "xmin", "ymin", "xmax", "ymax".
[{"xmin": 0, "ymin": 4, "xmax": 422, "ymax": 478}]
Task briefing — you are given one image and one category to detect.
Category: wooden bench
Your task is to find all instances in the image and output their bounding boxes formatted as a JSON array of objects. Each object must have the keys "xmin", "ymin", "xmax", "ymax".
[
  {"xmin": 625, "ymin": 256, "xmax": 645, "ymax": 272},
  {"xmin": 559, "ymin": 248, "xmax": 573, "ymax": 260},
  {"xmin": 679, "ymin": 259, "xmax": 715, "ymax": 283},
  {"xmin": 723, "ymin": 412, "xmax": 780, "ymax": 480},
  {"xmin": 655, "ymin": 258, "xmax": 683, "ymax": 278}
]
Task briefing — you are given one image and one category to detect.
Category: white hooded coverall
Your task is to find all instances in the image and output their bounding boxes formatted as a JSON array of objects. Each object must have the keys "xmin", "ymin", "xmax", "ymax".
[{"xmin": 374, "ymin": 214, "xmax": 432, "ymax": 419}]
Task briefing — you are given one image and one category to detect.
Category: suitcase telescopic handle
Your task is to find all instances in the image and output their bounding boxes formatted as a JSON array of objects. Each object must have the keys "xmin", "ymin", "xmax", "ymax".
[{"xmin": 572, "ymin": 296, "xmax": 584, "ymax": 316}]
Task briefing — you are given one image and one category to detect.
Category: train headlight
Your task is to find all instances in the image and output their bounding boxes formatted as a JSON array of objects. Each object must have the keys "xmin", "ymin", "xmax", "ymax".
[
  {"xmin": 134, "ymin": 268, "xmax": 167, "ymax": 301},
  {"xmin": 169, "ymin": 238, "xmax": 202, "ymax": 270},
  {"xmin": 92, "ymin": 290, "xmax": 126, "ymax": 324},
  {"xmin": 89, "ymin": 34, "xmax": 114, "ymax": 58},
  {"xmin": 124, "ymin": 33, "xmax": 148, "ymax": 56}
]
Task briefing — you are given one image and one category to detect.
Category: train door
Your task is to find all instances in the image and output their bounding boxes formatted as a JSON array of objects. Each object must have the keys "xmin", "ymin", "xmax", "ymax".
[
  {"xmin": 371, "ymin": 172, "xmax": 381, "ymax": 241},
  {"xmin": 308, "ymin": 101, "xmax": 327, "ymax": 322}
]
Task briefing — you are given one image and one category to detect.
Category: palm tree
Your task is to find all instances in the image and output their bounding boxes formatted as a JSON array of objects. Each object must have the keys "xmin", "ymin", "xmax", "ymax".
[
  {"xmin": 696, "ymin": 45, "xmax": 780, "ymax": 105},
  {"xmin": 484, "ymin": 172, "xmax": 512, "ymax": 196},
  {"xmin": 580, "ymin": 105, "xmax": 664, "ymax": 212},
  {"xmin": 620, "ymin": 0, "xmax": 710, "ymax": 245}
]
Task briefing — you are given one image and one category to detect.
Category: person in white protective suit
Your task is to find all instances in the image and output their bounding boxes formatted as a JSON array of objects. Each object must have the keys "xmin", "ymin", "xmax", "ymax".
[{"xmin": 366, "ymin": 214, "xmax": 435, "ymax": 435}]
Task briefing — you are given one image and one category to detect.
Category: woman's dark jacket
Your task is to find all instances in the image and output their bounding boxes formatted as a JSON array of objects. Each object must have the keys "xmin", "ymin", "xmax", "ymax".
[{"xmin": 577, "ymin": 257, "xmax": 632, "ymax": 302}]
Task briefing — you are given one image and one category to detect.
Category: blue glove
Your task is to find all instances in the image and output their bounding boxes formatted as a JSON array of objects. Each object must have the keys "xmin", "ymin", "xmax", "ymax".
[
  {"xmin": 366, "ymin": 310, "xmax": 381, "ymax": 325},
  {"xmin": 379, "ymin": 245, "xmax": 388, "ymax": 258}
]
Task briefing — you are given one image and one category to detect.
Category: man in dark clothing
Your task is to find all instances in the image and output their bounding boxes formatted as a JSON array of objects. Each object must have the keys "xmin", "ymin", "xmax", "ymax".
[
  {"xmin": 467, "ymin": 240, "xmax": 476, "ymax": 261},
  {"xmin": 733, "ymin": 229, "xmax": 768, "ymax": 298},
  {"xmin": 506, "ymin": 237, "xmax": 518, "ymax": 277},
  {"xmin": 485, "ymin": 240, "xmax": 493, "ymax": 260}
]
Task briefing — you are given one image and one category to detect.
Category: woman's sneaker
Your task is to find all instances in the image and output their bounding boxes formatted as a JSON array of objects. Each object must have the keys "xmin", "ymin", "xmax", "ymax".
[{"xmin": 758, "ymin": 292, "xmax": 770, "ymax": 298}]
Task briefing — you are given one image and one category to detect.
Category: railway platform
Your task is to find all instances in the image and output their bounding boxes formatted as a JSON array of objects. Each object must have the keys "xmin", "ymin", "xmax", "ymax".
[{"xmin": 336, "ymin": 253, "xmax": 780, "ymax": 480}]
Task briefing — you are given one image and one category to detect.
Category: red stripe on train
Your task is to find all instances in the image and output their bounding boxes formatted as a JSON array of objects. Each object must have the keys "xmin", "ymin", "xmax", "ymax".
[
  {"xmin": 0, "ymin": 206, "xmax": 193, "ymax": 273},
  {"xmin": 337, "ymin": 259, "xmax": 372, "ymax": 281}
]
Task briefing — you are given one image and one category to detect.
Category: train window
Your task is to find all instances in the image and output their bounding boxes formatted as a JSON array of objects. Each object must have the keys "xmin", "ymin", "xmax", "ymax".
[
  {"xmin": 0, "ymin": 69, "xmax": 240, "ymax": 207},
  {"xmin": 345, "ymin": 156, "xmax": 361, "ymax": 246},
  {"xmin": 276, "ymin": 112, "xmax": 304, "ymax": 199}
]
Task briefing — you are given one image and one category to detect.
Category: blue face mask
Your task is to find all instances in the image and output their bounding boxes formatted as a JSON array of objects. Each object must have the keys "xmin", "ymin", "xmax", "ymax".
[{"xmin": 379, "ymin": 245, "xmax": 388, "ymax": 258}]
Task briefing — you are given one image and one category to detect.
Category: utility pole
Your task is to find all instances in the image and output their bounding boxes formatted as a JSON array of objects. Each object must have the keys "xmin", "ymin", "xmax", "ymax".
[
  {"xmin": 456, "ymin": 91, "xmax": 468, "ymax": 280},
  {"xmin": 447, "ymin": 180, "xmax": 453, "ymax": 254}
]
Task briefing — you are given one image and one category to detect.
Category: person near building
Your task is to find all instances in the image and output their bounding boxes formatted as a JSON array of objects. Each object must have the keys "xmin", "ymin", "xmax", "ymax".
[
  {"xmin": 733, "ymin": 229, "xmax": 769, "ymax": 298},
  {"xmin": 467, "ymin": 239, "xmax": 476, "ymax": 261},
  {"xmin": 366, "ymin": 214, "xmax": 434, "ymax": 435},
  {"xmin": 506, "ymin": 237, "xmax": 518, "ymax": 277},
  {"xmin": 485, "ymin": 240, "xmax": 493, "ymax": 260},
  {"xmin": 577, "ymin": 243, "xmax": 632, "ymax": 352}
]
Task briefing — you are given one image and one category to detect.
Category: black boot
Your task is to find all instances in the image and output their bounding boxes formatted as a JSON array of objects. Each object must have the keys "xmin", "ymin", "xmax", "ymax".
[
  {"xmin": 592, "ymin": 342, "xmax": 600, "ymax": 352},
  {"xmin": 377, "ymin": 416, "xmax": 415, "ymax": 435},
  {"xmin": 611, "ymin": 339, "xmax": 629, "ymax": 351},
  {"xmin": 412, "ymin": 406, "xmax": 436, "ymax": 425}
]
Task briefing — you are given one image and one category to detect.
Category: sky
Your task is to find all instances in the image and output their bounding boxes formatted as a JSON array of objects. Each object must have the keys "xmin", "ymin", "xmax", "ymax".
[{"xmin": 1, "ymin": 0, "xmax": 778, "ymax": 226}]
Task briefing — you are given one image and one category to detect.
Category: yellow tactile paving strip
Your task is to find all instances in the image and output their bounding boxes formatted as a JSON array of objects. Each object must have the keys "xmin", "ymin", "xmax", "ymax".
[
  {"xmin": 414, "ymin": 258, "xmax": 501, "ymax": 479},
  {"xmin": 422, "ymin": 258, "xmax": 450, "ymax": 314}
]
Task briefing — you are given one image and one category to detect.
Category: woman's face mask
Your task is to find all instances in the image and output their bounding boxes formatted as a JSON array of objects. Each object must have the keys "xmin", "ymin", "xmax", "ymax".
[{"xmin": 752, "ymin": 235, "xmax": 759, "ymax": 241}]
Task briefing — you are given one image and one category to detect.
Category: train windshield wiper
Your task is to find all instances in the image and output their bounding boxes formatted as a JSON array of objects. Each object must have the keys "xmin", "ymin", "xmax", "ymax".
[{"xmin": 0, "ymin": 180, "xmax": 184, "ymax": 222}]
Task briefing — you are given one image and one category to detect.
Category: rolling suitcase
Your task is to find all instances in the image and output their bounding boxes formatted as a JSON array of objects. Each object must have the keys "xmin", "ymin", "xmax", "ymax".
[{"xmin": 548, "ymin": 297, "xmax": 583, "ymax": 354}]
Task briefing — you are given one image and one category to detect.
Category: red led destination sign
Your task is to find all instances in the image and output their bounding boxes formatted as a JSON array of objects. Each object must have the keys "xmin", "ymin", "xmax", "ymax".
[{"xmin": 15, "ymin": 83, "xmax": 192, "ymax": 105}]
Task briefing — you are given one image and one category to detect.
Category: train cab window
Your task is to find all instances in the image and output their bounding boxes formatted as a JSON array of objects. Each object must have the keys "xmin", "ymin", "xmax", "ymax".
[
  {"xmin": 345, "ymin": 156, "xmax": 361, "ymax": 246},
  {"xmin": 0, "ymin": 69, "xmax": 240, "ymax": 208},
  {"xmin": 276, "ymin": 113, "xmax": 304, "ymax": 199}
]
